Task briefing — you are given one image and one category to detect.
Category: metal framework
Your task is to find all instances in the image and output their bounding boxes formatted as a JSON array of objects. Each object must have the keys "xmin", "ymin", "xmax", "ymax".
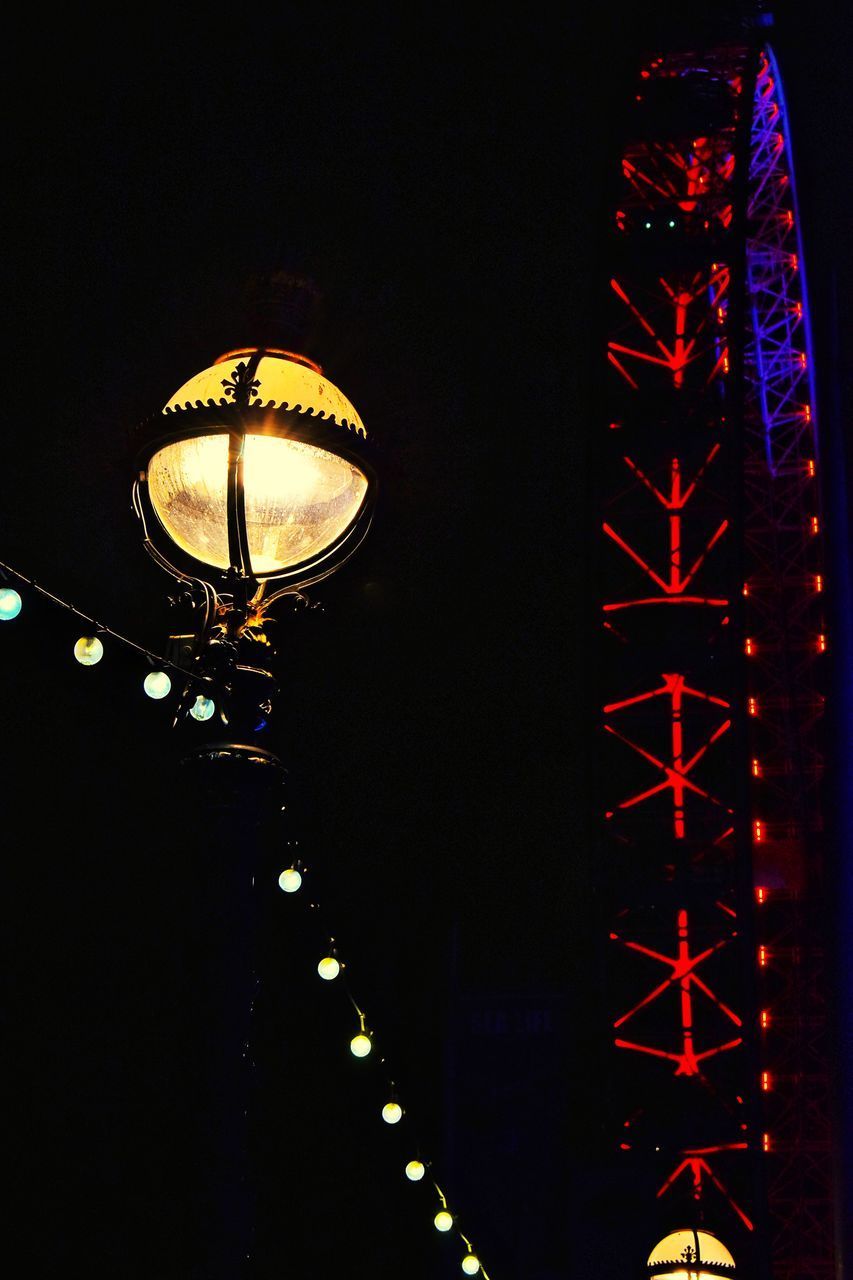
[{"xmin": 597, "ymin": 30, "xmax": 836, "ymax": 1279}]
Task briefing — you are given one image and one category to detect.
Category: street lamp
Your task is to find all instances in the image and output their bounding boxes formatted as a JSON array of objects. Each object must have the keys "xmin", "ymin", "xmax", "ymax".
[
  {"xmin": 647, "ymin": 1228, "xmax": 736, "ymax": 1278},
  {"xmin": 132, "ymin": 331, "xmax": 376, "ymax": 747}
]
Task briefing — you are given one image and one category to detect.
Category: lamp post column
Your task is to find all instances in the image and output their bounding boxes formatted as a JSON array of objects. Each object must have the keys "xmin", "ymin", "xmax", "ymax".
[{"xmin": 173, "ymin": 739, "xmax": 284, "ymax": 1279}]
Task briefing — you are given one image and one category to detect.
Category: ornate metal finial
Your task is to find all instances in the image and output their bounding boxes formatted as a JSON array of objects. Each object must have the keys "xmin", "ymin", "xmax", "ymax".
[{"xmin": 221, "ymin": 361, "xmax": 261, "ymax": 407}]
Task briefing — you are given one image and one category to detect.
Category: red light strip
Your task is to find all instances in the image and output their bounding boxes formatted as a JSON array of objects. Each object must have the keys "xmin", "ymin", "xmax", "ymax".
[
  {"xmin": 608, "ymin": 349, "xmax": 639, "ymax": 389},
  {"xmin": 602, "ymin": 451, "xmax": 729, "ymax": 611},
  {"xmin": 603, "ymin": 674, "xmax": 732, "ymax": 838},
  {"xmin": 612, "ymin": 908, "xmax": 742, "ymax": 1076},
  {"xmin": 657, "ymin": 1155, "xmax": 754, "ymax": 1230},
  {"xmin": 603, "ymin": 596, "xmax": 729, "ymax": 612},
  {"xmin": 609, "ymin": 268, "xmax": 730, "ymax": 390}
]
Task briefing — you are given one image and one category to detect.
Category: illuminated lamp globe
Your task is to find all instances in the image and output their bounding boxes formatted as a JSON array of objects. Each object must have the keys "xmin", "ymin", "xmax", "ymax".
[
  {"xmin": 647, "ymin": 1228, "xmax": 736, "ymax": 1278},
  {"xmin": 74, "ymin": 635, "xmax": 104, "ymax": 666},
  {"xmin": 382, "ymin": 1102, "xmax": 403, "ymax": 1125},
  {"xmin": 434, "ymin": 1211, "xmax": 453, "ymax": 1232},
  {"xmin": 350, "ymin": 1033, "xmax": 372, "ymax": 1058},
  {"xmin": 0, "ymin": 587, "xmax": 22, "ymax": 620},
  {"xmin": 143, "ymin": 670, "xmax": 172, "ymax": 700},
  {"xmin": 461, "ymin": 1255, "xmax": 480, "ymax": 1275},
  {"xmin": 405, "ymin": 1160, "xmax": 425, "ymax": 1182},
  {"xmin": 190, "ymin": 694, "xmax": 215, "ymax": 722},
  {"xmin": 317, "ymin": 956, "xmax": 340, "ymax": 980},
  {"xmin": 278, "ymin": 867, "xmax": 302, "ymax": 893},
  {"xmin": 133, "ymin": 347, "xmax": 376, "ymax": 598}
]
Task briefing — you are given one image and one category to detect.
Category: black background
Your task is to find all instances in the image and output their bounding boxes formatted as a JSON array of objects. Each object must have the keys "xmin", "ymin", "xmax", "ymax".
[{"xmin": 3, "ymin": 6, "xmax": 851, "ymax": 1278}]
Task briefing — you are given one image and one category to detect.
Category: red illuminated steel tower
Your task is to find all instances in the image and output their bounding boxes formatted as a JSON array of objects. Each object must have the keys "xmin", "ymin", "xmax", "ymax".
[{"xmin": 595, "ymin": 20, "xmax": 839, "ymax": 1280}]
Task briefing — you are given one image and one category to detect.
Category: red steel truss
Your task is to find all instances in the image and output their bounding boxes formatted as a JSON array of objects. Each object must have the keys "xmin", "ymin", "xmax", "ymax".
[
  {"xmin": 597, "ymin": 32, "xmax": 837, "ymax": 1280},
  {"xmin": 742, "ymin": 47, "xmax": 835, "ymax": 1280}
]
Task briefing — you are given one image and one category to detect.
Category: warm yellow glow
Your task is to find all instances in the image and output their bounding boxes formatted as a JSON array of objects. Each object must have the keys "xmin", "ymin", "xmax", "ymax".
[
  {"xmin": 382, "ymin": 1102, "xmax": 403, "ymax": 1125},
  {"xmin": 165, "ymin": 352, "xmax": 366, "ymax": 435},
  {"xmin": 434, "ymin": 1211, "xmax": 453, "ymax": 1232},
  {"xmin": 647, "ymin": 1229, "xmax": 735, "ymax": 1272},
  {"xmin": 461, "ymin": 1255, "xmax": 480, "ymax": 1275},
  {"xmin": 74, "ymin": 635, "xmax": 104, "ymax": 666},
  {"xmin": 278, "ymin": 868, "xmax": 302, "ymax": 893},
  {"xmin": 317, "ymin": 956, "xmax": 340, "ymax": 980},
  {"xmin": 147, "ymin": 433, "xmax": 368, "ymax": 575},
  {"xmin": 350, "ymin": 1033, "xmax": 372, "ymax": 1058},
  {"xmin": 405, "ymin": 1160, "xmax": 425, "ymax": 1182}
]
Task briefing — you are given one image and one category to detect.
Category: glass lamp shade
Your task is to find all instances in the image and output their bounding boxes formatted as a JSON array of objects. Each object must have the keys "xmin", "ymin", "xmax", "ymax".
[
  {"xmin": 147, "ymin": 433, "xmax": 368, "ymax": 576},
  {"xmin": 135, "ymin": 348, "xmax": 374, "ymax": 590},
  {"xmin": 647, "ymin": 1228, "xmax": 736, "ymax": 1278}
]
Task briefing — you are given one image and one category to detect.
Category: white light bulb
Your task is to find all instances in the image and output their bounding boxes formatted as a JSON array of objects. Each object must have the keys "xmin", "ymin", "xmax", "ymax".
[
  {"xmin": 278, "ymin": 868, "xmax": 302, "ymax": 893},
  {"xmin": 350, "ymin": 1033, "xmax": 372, "ymax": 1058},
  {"xmin": 0, "ymin": 587, "xmax": 22, "ymax": 620},
  {"xmin": 143, "ymin": 670, "xmax": 172, "ymax": 700},
  {"xmin": 190, "ymin": 694, "xmax": 215, "ymax": 721},
  {"xmin": 434, "ymin": 1211, "xmax": 453, "ymax": 1232},
  {"xmin": 317, "ymin": 956, "xmax": 340, "ymax": 980},
  {"xmin": 74, "ymin": 635, "xmax": 104, "ymax": 666},
  {"xmin": 382, "ymin": 1102, "xmax": 403, "ymax": 1125},
  {"xmin": 461, "ymin": 1255, "xmax": 480, "ymax": 1275},
  {"xmin": 405, "ymin": 1160, "xmax": 425, "ymax": 1182}
]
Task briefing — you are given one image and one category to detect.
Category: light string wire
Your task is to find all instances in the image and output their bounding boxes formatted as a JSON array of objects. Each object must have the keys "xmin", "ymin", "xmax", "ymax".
[
  {"xmin": 0, "ymin": 557, "xmax": 494, "ymax": 1275},
  {"xmin": 277, "ymin": 842, "xmax": 492, "ymax": 1279},
  {"xmin": 0, "ymin": 557, "xmax": 214, "ymax": 690}
]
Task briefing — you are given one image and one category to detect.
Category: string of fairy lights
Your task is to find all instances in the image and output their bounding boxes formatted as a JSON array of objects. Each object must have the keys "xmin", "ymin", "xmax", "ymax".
[
  {"xmin": 275, "ymin": 851, "xmax": 490, "ymax": 1277},
  {"xmin": 0, "ymin": 559, "xmax": 218, "ymax": 716},
  {"xmin": 0, "ymin": 558, "xmax": 492, "ymax": 1278}
]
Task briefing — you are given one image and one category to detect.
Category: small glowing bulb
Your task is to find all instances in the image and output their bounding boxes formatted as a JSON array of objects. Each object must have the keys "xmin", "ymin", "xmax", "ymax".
[
  {"xmin": 74, "ymin": 635, "xmax": 104, "ymax": 666},
  {"xmin": 434, "ymin": 1211, "xmax": 453, "ymax": 1232},
  {"xmin": 405, "ymin": 1160, "xmax": 425, "ymax": 1182},
  {"xmin": 190, "ymin": 694, "xmax": 215, "ymax": 721},
  {"xmin": 382, "ymin": 1102, "xmax": 403, "ymax": 1125},
  {"xmin": 317, "ymin": 956, "xmax": 340, "ymax": 980},
  {"xmin": 350, "ymin": 1033, "xmax": 372, "ymax": 1058},
  {"xmin": 462, "ymin": 1255, "xmax": 481, "ymax": 1275},
  {"xmin": 278, "ymin": 868, "xmax": 302, "ymax": 893},
  {"xmin": 0, "ymin": 587, "xmax": 22, "ymax": 620},
  {"xmin": 143, "ymin": 670, "xmax": 172, "ymax": 700}
]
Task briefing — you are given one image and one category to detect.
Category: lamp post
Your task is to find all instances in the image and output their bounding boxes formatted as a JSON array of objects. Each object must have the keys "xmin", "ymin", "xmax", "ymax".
[{"xmin": 130, "ymin": 278, "xmax": 376, "ymax": 1275}]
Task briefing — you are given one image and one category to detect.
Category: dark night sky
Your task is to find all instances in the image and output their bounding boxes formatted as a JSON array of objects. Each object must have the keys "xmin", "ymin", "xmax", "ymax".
[{"xmin": 3, "ymin": 7, "xmax": 851, "ymax": 1279}]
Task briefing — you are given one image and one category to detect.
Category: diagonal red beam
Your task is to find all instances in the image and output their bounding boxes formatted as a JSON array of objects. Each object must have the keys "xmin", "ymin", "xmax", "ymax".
[{"xmin": 602, "ymin": 522, "xmax": 670, "ymax": 592}]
